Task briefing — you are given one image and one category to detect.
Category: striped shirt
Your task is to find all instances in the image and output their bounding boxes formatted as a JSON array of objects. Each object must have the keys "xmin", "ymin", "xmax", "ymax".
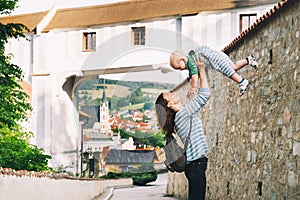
[
  {"xmin": 174, "ymin": 88, "xmax": 210, "ymax": 162},
  {"xmin": 195, "ymin": 45, "xmax": 236, "ymax": 78}
]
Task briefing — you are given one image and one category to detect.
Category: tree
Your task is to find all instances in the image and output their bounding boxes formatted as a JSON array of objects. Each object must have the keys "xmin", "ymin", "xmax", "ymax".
[
  {"xmin": 109, "ymin": 95, "xmax": 119, "ymax": 111},
  {"xmin": 131, "ymin": 163, "xmax": 157, "ymax": 186},
  {"xmin": 0, "ymin": 0, "xmax": 31, "ymax": 129},
  {"xmin": 128, "ymin": 87, "xmax": 143, "ymax": 104},
  {"xmin": 120, "ymin": 128, "xmax": 165, "ymax": 148},
  {"xmin": 100, "ymin": 163, "xmax": 157, "ymax": 186},
  {"xmin": 0, "ymin": 0, "xmax": 19, "ymax": 15},
  {"xmin": 143, "ymin": 102, "xmax": 154, "ymax": 111},
  {"xmin": 0, "ymin": 54, "xmax": 32, "ymax": 129},
  {"xmin": 0, "ymin": 0, "xmax": 51, "ymax": 171},
  {"xmin": 0, "ymin": 127, "xmax": 51, "ymax": 171}
]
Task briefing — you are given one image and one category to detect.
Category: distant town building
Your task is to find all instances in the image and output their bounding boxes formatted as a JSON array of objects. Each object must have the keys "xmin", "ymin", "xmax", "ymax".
[
  {"xmin": 104, "ymin": 149, "xmax": 156, "ymax": 173},
  {"xmin": 81, "ymin": 84, "xmax": 114, "ymax": 154},
  {"xmin": 122, "ymin": 137, "xmax": 136, "ymax": 150}
]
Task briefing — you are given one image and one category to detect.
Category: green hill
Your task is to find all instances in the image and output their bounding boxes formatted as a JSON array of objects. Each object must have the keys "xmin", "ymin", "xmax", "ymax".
[
  {"xmin": 77, "ymin": 79, "xmax": 174, "ymax": 110},
  {"xmin": 79, "ymin": 84, "xmax": 130, "ymax": 99}
]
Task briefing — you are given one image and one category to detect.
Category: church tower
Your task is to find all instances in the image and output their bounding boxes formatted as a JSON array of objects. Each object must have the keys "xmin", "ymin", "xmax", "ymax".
[{"xmin": 99, "ymin": 79, "xmax": 112, "ymax": 137}]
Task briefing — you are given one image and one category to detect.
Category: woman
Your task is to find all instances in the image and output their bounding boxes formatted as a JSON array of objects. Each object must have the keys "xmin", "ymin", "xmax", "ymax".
[{"xmin": 155, "ymin": 56, "xmax": 210, "ymax": 200}]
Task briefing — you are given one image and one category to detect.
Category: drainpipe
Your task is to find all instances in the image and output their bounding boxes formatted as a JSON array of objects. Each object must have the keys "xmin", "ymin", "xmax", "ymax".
[
  {"xmin": 80, "ymin": 118, "xmax": 88, "ymax": 176},
  {"xmin": 29, "ymin": 34, "xmax": 34, "ymax": 84},
  {"xmin": 176, "ymin": 17, "xmax": 182, "ymax": 50}
]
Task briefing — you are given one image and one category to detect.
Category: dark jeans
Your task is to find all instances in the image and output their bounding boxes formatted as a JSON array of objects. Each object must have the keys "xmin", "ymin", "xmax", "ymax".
[{"xmin": 184, "ymin": 156, "xmax": 208, "ymax": 200}]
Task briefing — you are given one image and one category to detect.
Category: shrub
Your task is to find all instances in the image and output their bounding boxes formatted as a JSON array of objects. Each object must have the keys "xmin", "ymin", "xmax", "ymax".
[
  {"xmin": 132, "ymin": 171, "xmax": 157, "ymax": 186},
  {"xmin": 0, "ymin": 127, "xmax": 52, "ymax": 171},
  {"xmin": 100, "ymin": 163, "xmax": 158, "ymax": 186},
  {"xmin": 101, "ymin": 171, "xmax": 132, "ymax": 179}
]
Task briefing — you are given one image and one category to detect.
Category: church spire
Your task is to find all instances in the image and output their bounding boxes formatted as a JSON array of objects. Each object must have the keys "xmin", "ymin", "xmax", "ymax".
[{"xmin": 102, "ymin": 79, "xmax": 106, "ymax": 104}]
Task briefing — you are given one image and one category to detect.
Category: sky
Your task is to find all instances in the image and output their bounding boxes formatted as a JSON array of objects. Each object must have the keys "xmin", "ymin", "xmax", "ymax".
[{"xmin": 13, "ymin": 0, "xmax": 128, "ymax": 14}]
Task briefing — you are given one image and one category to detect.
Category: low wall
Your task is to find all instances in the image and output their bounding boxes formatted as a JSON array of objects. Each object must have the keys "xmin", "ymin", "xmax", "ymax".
[{"xmin": 0, "ymin": 168, "xmax": 132, "ymax": 200}]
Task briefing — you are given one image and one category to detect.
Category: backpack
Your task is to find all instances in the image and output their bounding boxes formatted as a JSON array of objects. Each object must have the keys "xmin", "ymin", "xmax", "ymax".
[{"xmin": 163, "ymin": 117, "xmax": 192, "ymax": 173}]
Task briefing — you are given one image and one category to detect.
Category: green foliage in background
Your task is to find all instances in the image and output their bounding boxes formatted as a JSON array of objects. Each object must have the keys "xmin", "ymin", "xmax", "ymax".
[
  {"xmin": 0, "ymin": 127, "xmax": 52, "ymax": 171},
  {"xmin": 120, "ymin": 129, "xmax": 165, "ymax": 148},
  {"xmin": 100, "ymin": 163, "xmax": 157, "ymax": 186},
  {"xmin": 0, "ymin": 0, "xmax": 30, "ymax": 129},
  {"xmin": 131, "ymin": 163, "xmax": 157, "ymax": 186},
  {"xmin": 0, "ymin": 0, "xmax": 51, "ymax": 171},
  {"xmin": 77, "ymin": 78, "xmax": 173, "ymax": 111}
]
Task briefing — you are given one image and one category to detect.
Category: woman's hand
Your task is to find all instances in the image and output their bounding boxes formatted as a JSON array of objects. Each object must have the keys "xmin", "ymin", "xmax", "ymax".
[
  {"xmin": 187, "ymin": 87, "xmax": 197, "ymax": 99},
  {"xmin": 193, "ymin": 54, "xmax": 209, "ymax": 89},
  {"xmin": 193, "ymin": 54, "xmax": 205, "ymax": 72}
]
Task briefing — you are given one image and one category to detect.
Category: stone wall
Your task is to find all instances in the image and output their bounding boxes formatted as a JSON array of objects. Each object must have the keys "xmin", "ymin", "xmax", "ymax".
[{"xmin": 167, "ymin": 0, "xmax": 300, "ymax": 199}]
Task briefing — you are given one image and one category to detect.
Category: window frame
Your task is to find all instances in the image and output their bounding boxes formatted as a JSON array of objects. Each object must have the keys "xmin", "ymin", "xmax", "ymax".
[
  {"xmin": 131, "ymin": 26, "xmax": 145, "ymax": 46},
  {"xmin": 239, "ymin": 13, "xmax": 257, "ymax": 33},
  {"xmin": 82, "ymin": 31, "xmax": 97, "ymax": 52}
]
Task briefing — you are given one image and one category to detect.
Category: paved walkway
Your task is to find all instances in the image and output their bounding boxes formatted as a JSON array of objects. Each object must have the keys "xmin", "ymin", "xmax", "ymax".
[{"xmin": 98, "ymin": 173, "xmax": 178, "ymax": 200}]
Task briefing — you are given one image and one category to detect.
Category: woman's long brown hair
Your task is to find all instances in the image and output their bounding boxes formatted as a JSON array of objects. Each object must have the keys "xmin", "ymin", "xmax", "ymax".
[{"xmin": 155, "ymin": 93, "xmax": 176, "ymax": 136}]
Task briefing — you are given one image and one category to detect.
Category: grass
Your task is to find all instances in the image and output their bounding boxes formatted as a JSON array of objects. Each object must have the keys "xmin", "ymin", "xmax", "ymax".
[
  {"xmin": 141, "ymin": 88, "xmax": 169, "ymax": 94},
  {"xmin": 120, "ymin": 102, "xmax": 145, "ymax": 110},
  {"xmin": 79, "ymin": 84, "xmax": 170, "ymax": 111},
  {"xmin": 79, "ymin": 84, "xmax": 130, "ymax": 98},
  {"xmin": 79, "ymin": 85, "xmax": 169, "ymax": 99}
]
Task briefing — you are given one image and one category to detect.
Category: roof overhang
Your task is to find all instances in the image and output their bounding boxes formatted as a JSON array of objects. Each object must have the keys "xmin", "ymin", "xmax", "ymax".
[{"xmin": 0, "ymin": 0, "xmax": 280, "ymax": 33}]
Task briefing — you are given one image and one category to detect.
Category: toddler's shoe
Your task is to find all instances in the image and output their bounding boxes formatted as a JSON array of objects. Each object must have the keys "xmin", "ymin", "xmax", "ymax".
[
  {"xmin": 247, "ymin": 54, "xmax": 258, "ymax": 69},
  {"xmin": 239, "ymin": 79, "xmax": 250, "ymax": 96}
]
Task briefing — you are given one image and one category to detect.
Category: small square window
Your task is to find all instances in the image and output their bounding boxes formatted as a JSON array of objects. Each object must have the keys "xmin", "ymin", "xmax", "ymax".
[
  {"xmin": 82, "ymin": 32, "xmax": 96, "ymax": 51},
  {"xmin": 131, "ymin": 27, "xmax": 145, "ymax": 45},
  {"xmin": 239, "ymin": 14, "xmax": 257, "ymax": 33}
]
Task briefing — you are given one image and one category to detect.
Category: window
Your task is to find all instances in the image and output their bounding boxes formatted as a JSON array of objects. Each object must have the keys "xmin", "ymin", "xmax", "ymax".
[
  {"xmin": 82, "ymin": 32, "xmax": 96, "ymax": 51},
  {"xmin": 131, "ymin": 27, "xmax": 145, "ymax": 45},
  {"xmin": 240, "ymin": 14, "xmax": 257, "ymax": 33},
  {"xmin": 120, "ymin": 165, "xmax": 128, "ymax": 172}
]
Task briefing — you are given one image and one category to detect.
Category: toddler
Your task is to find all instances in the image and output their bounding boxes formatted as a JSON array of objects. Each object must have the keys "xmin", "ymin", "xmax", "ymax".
[{"xmin": 169, "ymin": 45, "xmax": 258, "ymax": 97}]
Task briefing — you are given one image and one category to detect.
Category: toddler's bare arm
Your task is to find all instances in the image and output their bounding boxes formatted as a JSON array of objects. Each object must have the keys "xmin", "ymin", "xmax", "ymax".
[
  {"xmin": 171, "ymin": 77, "xmax": 189, "ymax": 92},
  {"xmin": 187, "ymin": 74, "xmax": 198, "ymax": 98}
]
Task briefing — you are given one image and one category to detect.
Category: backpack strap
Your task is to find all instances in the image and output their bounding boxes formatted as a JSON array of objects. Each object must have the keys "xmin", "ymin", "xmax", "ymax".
[
  {"xmin": 174, "ymin": 115, "xmax": 193, "ymax": 152},
  {"xmin": 183, "ymin": 115, "xmax": 193, "ymax": 152}
]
